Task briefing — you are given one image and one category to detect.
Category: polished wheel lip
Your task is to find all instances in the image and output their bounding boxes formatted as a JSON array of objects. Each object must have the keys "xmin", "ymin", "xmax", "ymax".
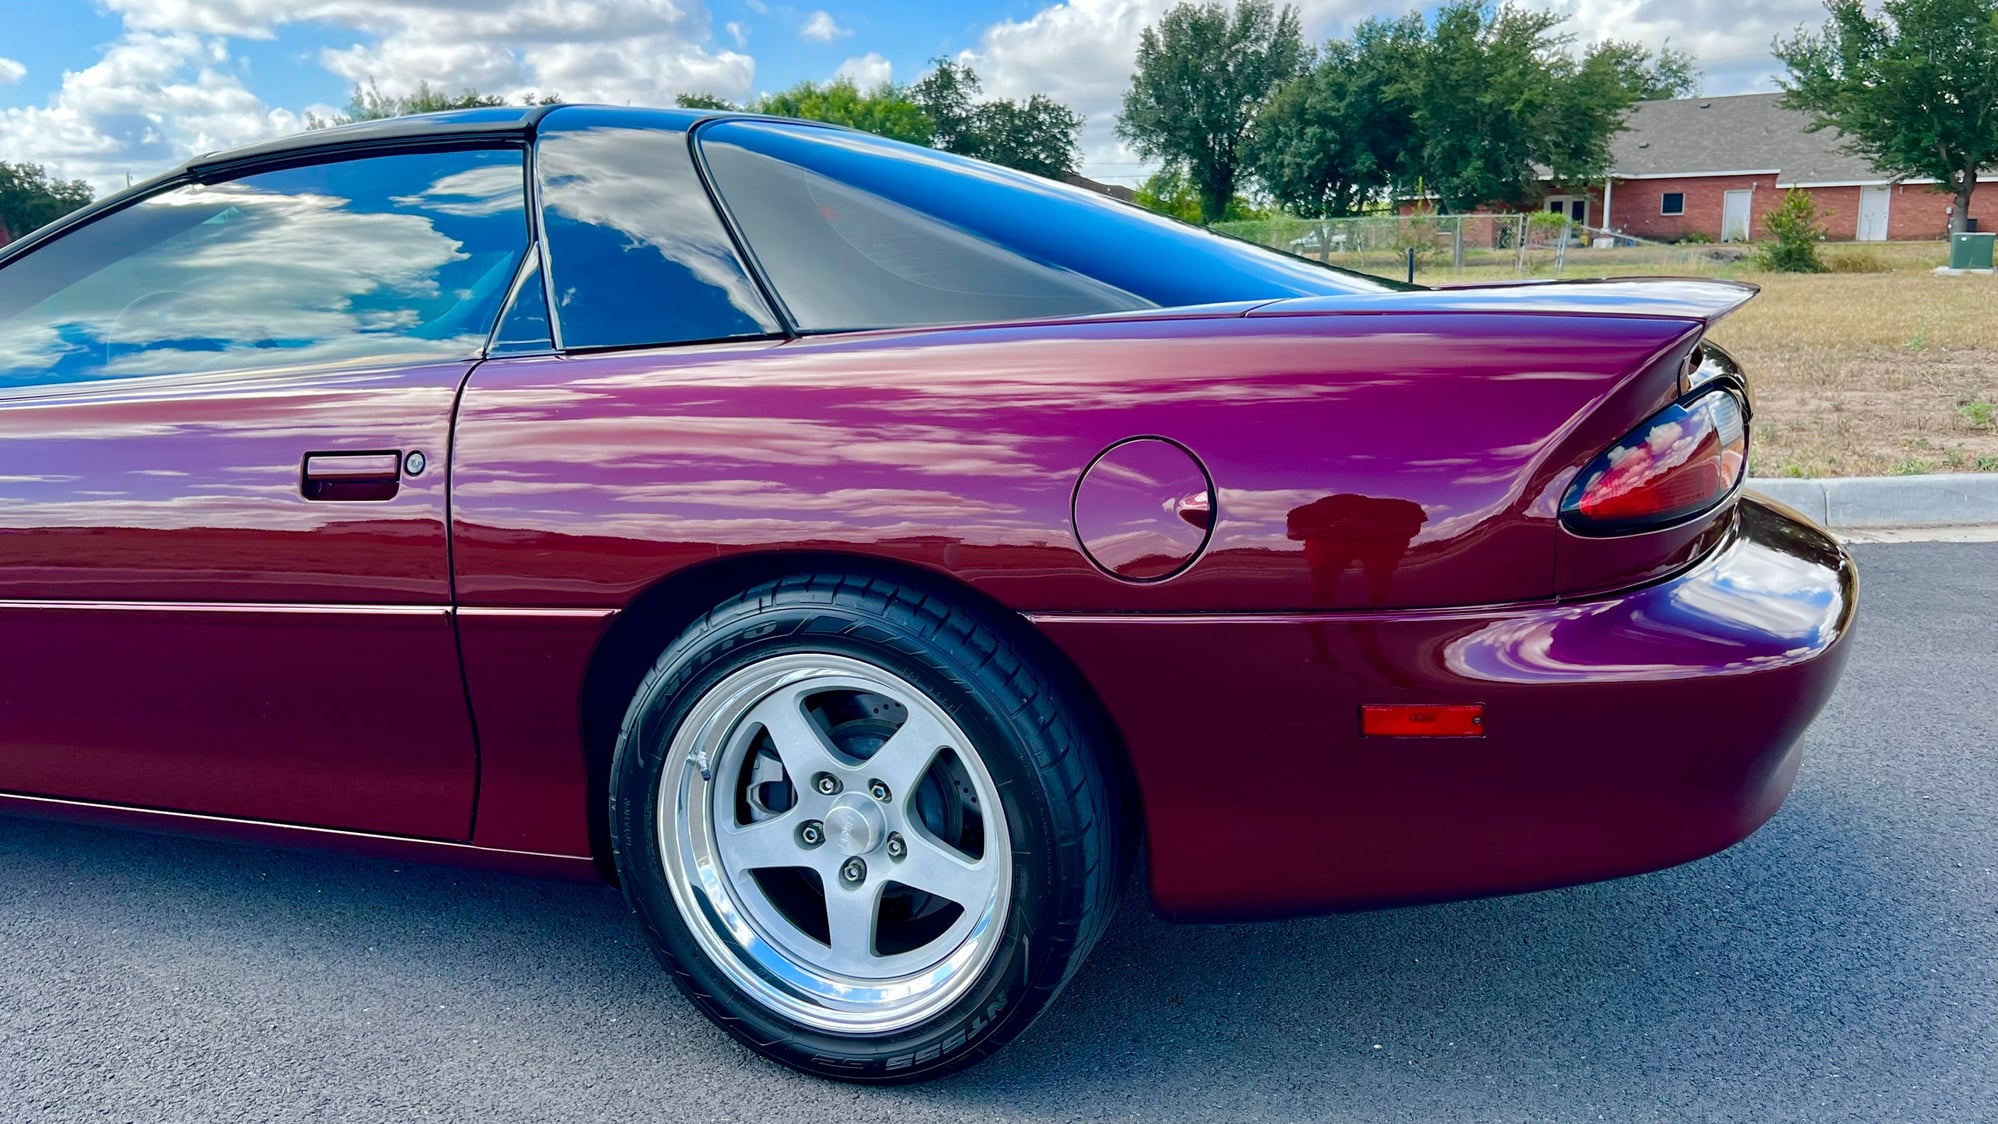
[{"xmin": 655, "ymin": 651, "xmax": 1013, "ymax": 1036}]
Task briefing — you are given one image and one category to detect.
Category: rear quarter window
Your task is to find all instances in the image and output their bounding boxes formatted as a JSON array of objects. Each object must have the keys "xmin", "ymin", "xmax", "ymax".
[
  {"xmin": 696, "ymin": 120, "xmax": 1395, "ymax": 333},
  {"xmin": 535, "ymin": 114, "xmax": 779, "ymax": 350}
]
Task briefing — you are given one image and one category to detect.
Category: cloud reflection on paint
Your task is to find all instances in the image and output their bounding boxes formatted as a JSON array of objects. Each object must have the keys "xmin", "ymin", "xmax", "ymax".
[{"xmin": 1444, "ymin": 511, "xmax": 1847, "ymax": 684}]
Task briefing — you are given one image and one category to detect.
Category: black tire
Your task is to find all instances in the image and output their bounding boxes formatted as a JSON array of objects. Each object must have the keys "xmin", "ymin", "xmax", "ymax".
[{"xmin": 608, "ymin": 572, "xmax": 1125, "ymax": 1082}]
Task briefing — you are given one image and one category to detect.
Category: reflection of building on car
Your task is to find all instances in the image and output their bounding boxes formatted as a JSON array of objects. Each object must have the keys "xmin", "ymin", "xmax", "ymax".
[{"xmin": 0, "ymin": 104, "xmax": 1856, "ymax": 1085}]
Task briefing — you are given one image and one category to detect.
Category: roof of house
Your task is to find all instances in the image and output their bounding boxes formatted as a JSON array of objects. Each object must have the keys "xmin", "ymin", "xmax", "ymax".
[{"xmin": 1609, "ymin": 93, "xmax": 1883, "ymax": 185}]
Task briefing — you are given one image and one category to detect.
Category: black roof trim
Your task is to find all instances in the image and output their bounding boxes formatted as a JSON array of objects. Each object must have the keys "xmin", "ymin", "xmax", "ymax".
[{"xmin": 186, "ymin": 104, "xmax": 559, "ymax": 180}]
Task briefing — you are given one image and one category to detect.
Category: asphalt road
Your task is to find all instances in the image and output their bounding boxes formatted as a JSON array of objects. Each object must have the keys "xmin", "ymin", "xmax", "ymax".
[{"xmin": 3, "ymin": 542, "xmax": 1994, "ymax": 1123}]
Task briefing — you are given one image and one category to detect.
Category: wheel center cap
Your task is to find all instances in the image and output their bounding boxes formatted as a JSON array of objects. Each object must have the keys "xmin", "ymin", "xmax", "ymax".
[{"xmin": 822, "ymin": 794, "xmax": 884, "ymax": 857}]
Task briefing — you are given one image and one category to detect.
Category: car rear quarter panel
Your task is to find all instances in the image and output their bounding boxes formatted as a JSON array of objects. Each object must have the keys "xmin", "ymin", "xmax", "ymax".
[
  {"xmin": 450, "ymin": 309, "xmax": 1704, "ymax": 859},
  {"xmin": 451, "ymin": 311, "xmax": 1703, "ymax": 616}
]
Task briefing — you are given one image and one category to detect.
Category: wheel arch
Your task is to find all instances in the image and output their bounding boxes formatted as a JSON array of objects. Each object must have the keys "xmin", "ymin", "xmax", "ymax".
[{"xmin": 575, "ymin": 550, "xmax": 1145, "ymax": 884}]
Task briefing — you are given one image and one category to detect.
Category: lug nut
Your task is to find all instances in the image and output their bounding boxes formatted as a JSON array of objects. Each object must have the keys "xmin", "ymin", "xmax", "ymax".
[
  {"xmin": 841, "ymin": 857, "xmax": 866, "ymax": 885},
  {"xmin": 814, "ymin": 774, "xmax": 840, "ymax": 796},
  {"xmin": 868, "ymin": 779, "xmax": 891, "ymax": 802},
  {"xmin": 885, "ymin": 833, "xmax": 906, "ymax": 860},
  {"xmin": 799, "ymin": 820, "xmax": 824, "ymax": 847}
]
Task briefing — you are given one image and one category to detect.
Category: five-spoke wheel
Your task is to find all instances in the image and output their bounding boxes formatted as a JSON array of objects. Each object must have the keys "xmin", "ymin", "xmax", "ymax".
[
  {"xmin": 661, "ymin": 653, "xmax": 1012, "ymax": 1032},
  {"xmin": 610, "ymin": 573, "xmax": 1125, "ymax": 1081}
]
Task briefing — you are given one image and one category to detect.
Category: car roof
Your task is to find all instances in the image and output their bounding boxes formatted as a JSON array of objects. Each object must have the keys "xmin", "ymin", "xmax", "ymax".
[
  {"xmin": 0, "ymin": 104, "xmax": 786, "ymax": 268},
  {"xmin": 184, "ymin": 104, "xmax": 721, "ymax": 181}
]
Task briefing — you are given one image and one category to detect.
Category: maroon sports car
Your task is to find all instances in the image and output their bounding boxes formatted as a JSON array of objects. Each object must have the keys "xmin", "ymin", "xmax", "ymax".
[{"xmin": 0, "ymin": 105, "xmax": 1855, "ymax": 1081}]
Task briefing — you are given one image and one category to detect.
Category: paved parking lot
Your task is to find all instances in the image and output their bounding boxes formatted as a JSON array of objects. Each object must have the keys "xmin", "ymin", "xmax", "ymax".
[{"xmin": 3, "ymin": 541, "xmax": 1994, "ymax": 1123}]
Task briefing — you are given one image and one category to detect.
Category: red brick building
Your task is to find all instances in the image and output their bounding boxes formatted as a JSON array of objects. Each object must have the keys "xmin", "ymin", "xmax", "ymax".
[{"xmin": 1546, "ymin": 93, "xmax": 1995, "ymax": 243}]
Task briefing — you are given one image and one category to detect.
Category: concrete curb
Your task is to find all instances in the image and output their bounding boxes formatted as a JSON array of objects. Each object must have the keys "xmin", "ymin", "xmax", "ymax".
[{"xmin": 1748, "ymin": 473, "xmax": 1998, "ymax": 530}]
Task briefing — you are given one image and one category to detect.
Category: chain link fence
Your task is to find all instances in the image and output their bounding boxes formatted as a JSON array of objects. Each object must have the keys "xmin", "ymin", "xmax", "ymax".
[{"xmin": 1210, "ymin": 213, "xmax": 1751, "ymax": 283}]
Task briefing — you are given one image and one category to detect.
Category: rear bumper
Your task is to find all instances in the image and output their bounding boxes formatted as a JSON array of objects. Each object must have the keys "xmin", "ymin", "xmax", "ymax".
[{"xmin": 1035, "ymin": 496, "xmax": 1857, "ymax": 920}]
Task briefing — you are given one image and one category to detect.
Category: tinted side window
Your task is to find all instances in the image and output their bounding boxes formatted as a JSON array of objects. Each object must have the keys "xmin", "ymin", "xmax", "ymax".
[
  {"xmin": 697, "ymin": 121, "xmax": 1396, "ymax": 334},
  {"xmin": 0, "ymin": 149, "xmax": 529, "ymax": 388},
  {"xmin": 535, "ymin": 117, "xmax": 779, "ymax": 349}
]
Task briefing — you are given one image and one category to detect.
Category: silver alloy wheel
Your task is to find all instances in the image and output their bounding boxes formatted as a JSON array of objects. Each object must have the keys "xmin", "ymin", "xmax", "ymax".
[{"xmin": 655, "ymin": 652, "xmax": 1014, "ymax": 1035}]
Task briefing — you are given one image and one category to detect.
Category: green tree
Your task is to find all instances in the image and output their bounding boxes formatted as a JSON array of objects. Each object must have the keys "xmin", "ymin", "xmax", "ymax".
[
  {"xmin": 307, "ymin": 79, "xmax": 561, "ymax": 129},
  {"xmin": 1402, "ymin": 1, "xmax": 1657, "ymax": 213},
  {"xmin": 1586, "ymin": 39, "xmax": 1701, "ymax": 101},
  {"xmin": 907, "ymin": 60, "xmax": 981, "ymax": 154},
  {"xmin": 1134, "ymin": 169, "xmax": 1206, "ymax": 223},
  {"xmin": 1250, "ymin": 6, "xmax": 1694, "ymax": 218},
  {"xmin": 1118, "ymin": 0, "xmax": 1309, "ymax": 223},
  {"xmin": 909, "ymin": 60, "xmax": 1085, "ymax": 178},
  {"xmin": 0, "ymin": 162, "xmax": 94, "ymax": 243},
  {"xmin": 1777, "ymin": 0, "xmax": 1998, "ymax": 233},
  {"xmin": 1133, "ymin": 168, "xmax": 1271, "ymax": 222},
  {"xmin": 1248, "ymin": 14, "xmax": 1424, "ymax": 217},
  {"xmin": 965, "ymin": 95, "xmax": 1084, "ymax": 178},
  {"xmin": 674, "ymin": 92, "xmax": 739, "ymax": 110},
  {"xmin": 750, "ymin": 78, "xmax": 935, "ymax": 146},
  {"xmin": 1758, "ymin": 188, "xmax": 1827, "ymax": 271}
]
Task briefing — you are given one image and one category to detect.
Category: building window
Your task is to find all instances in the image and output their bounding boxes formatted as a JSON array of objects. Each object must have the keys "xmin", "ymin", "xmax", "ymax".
[{"xmin": 1661, "ymin": 192, "xmax": 1686, "ymax": 216}]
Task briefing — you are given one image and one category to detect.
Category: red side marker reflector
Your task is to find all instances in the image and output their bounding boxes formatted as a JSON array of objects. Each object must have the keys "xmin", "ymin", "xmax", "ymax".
[{"xmin": 1361, "ymin": 704, "xmax": 1485, "ymax": 737}]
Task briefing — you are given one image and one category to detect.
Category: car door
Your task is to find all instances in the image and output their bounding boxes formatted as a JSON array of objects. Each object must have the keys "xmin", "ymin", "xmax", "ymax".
[
  {"xmin": 0, "ymin": 145, "xmax": 532, "ymax": 839},
  {"xmin": 444, "ymin": 110, "xmax": 797, "ymax": 851}
]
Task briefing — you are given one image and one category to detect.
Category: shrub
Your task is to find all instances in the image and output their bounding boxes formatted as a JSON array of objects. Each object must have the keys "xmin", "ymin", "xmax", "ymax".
[
  {"xmin": 1678, "ymin": 230, "xmax": 1715, "ymax": 245},
  {"xmin": 1525, "ymin": 210, "xmax": 1571, "ymax": 243},
  {"xmin": 1756, "ymin": 189, "xmax": 1826, "ymax": 272},
  {"xmin": 1393, "ymin": 202, "xmax": 1445, "ymax": 262}
]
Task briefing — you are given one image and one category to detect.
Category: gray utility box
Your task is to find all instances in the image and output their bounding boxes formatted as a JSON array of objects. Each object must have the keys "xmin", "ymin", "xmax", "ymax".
[{"xmin": 1949, "ymin": 231, "xmax": 1995, "ymax": 270}]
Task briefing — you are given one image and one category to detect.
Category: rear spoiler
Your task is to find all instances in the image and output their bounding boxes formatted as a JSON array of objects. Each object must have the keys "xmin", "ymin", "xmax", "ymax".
[{"xmin": 1247, "ymin": 277, "xmax": 1759, "ymax": 328}]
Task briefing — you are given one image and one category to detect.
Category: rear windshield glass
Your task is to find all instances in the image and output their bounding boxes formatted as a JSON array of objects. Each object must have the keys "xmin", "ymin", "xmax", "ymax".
[{"xmin": 697, "ymin": 120, "xmax": 1396, "ymax": 333}]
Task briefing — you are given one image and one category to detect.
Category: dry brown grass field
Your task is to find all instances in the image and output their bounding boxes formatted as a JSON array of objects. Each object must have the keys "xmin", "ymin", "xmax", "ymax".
[
  {"xmin": 1396, "ymin": 240, "xmax": 1998, "ymax": 477},
  {"xmin": 1711, "ymin": 249, "xmax": 1998, "ymax": 477}
]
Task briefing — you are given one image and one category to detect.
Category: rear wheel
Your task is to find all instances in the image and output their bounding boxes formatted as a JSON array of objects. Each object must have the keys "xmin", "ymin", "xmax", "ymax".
[{"xmin": 608, "ymin": 573, "xmax": 1123, "ymax": 1081}]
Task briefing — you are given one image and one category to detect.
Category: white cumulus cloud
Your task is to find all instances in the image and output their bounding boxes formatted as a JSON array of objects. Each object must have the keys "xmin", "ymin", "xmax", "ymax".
[
  {"xmin": 299, "ymin": 0, "xmax": 754, "ymax": 108},
  {"xmin": 0, "ymin": 58, "xmax": 25, "ymax": 85},
  {"xmin": 3, "ymin": 0, "xmax": 755, "ymax": 193},
  {"xmin": 834, "ymin": 52, "xmax": 891, "ymax": 88},
  {"xmin": 1529, "ymin": 0, "xmax": 1813, "ymax": 95},
  {"xmin": 800, "ymin": 10, "xmax": 851, "ymax": 42},
  {"xmin": 0, "ymin": 32, "xmax": 303, "ymax": 194}
]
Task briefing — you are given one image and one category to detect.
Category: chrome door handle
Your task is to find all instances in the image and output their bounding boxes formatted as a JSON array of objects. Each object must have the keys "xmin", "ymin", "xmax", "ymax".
[{"xmin": 301, "ymin": 451, "xmax": 401, "ymax": 501}]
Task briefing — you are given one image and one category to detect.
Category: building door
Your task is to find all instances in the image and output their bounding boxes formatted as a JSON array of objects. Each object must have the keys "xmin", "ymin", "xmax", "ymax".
[
  {"xmin": 1546, "ymin": 196, "xmax": 1589, "ymax": 228},
  {"xmin": 1857, "ymin": 186, "xmax": 1891, "ymax": 242},
  {"xmin": 1722, "ymin": 190, "xmax": 1753, "ymax": 242}
]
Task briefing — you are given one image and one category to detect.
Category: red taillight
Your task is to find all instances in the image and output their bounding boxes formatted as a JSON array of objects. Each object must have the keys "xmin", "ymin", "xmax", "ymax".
[
  {"xmin": 1360, "ymin": 704, "xmax": 1485, "ymax": 737},
  {"xmin": 1562, "ymin": 387, "xmax": 1747, "ymax": 534}
]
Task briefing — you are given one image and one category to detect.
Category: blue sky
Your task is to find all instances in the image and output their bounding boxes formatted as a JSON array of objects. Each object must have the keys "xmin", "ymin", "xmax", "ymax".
[{"xmin": 0, "ymin": 0, "xmax": 1803, "ymax": 194}]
